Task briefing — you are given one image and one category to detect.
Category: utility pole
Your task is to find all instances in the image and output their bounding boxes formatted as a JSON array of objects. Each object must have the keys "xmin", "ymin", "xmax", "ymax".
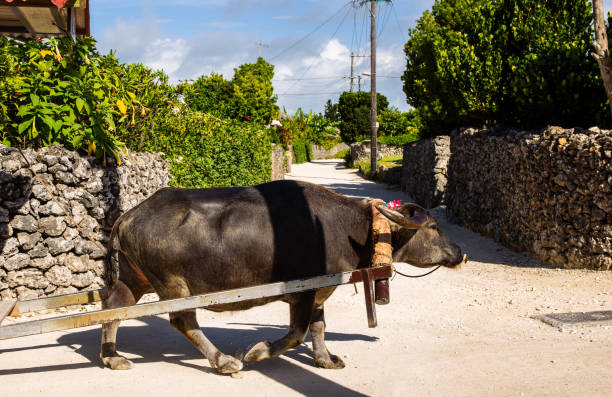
[
  {"xmin": 349, "ymin": 53, "xmax": 368, "ymax": 92},
  {"xmin": 256, "ymin": 40, "xmax": 269, "ymax": 58},
  {"xmin": 350, "ymin": 52, "xmax": 355, "ymax": 92},
  {"xmin": 370, "ymin": 0, "xmax": 377, "ymax": 174}
]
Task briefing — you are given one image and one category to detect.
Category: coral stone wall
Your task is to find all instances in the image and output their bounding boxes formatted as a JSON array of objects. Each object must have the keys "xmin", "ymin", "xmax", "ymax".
[
  {"xmin": 445, "ymin": 127, "xmax": 611, "ymax": 270},
  {"xmin": 401, "ymin": 136, "xmax": 450, "ymax": 208},
  {"xmin": 0, "ymin": 145, "xmax": 169, "ymax": 300},
  {"xmin": 349, "ymin": 140, "xmax": 403, "ymax": 163},
  {"xmin": 310, "ymin": 143, "xmax": 349, "ymax": 160}
]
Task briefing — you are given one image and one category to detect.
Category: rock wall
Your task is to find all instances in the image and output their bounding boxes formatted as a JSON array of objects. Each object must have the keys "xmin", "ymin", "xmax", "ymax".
[
  {"xmin": 445, "ymin": 126, "xmax": 611, "ymax": 270},
  {"xmin": 270, "ymin": 145, "xmax": 291, "ymax": 180},
  {"xmin": 310, "ymin": 143, "xmax": 349, "ymax": 160},
  {"xmin": 401, "ymin": 136, "xmax": 450, "ymax": 208},
  {"xmin": 350, "ymin": 140, "xmax": 403, "ymax": 163},
  {"xmin": 0, "ymin": 145, "xmax": 170, "ymax": 300}
]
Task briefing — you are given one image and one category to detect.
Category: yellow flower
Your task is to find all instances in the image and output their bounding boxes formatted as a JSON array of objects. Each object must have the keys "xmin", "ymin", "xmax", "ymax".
[{"xmin": 116, "ymin": 99, "xmax": 127, "ymax": 115}]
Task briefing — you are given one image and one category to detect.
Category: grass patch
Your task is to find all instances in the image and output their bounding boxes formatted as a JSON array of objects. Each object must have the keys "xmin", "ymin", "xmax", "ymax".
[{"xmin": 355, "ymin": 154, "xmax": 403, "ymax": 177}]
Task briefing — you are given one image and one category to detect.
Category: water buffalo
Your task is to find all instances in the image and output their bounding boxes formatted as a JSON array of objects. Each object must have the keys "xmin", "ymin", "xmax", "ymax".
[{"xmin": 101, "ymin": 180, "xmax": 462, "ymax": 374}]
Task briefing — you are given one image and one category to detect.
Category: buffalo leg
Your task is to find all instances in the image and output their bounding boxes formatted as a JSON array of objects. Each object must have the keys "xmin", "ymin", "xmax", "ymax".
[
  {"xmin": 310, "ymin": 304, "xmax": 345, "ymax": 369},
  {"xmin": 169, "ymin": 310, "xmax": 243, "ymax": 374},
  {"xmin": 244, "ymin": 291, "xmax": 315, "ymax": 363},
  {"xmin": 100, "ymin": 280, "xmax": 139, "ymax": 370}
]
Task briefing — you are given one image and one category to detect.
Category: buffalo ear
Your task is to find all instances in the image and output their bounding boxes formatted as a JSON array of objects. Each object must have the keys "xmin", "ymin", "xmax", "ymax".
[{"xmin": 375, "ymin": 203, "xmax": 428, "ymax": 229}]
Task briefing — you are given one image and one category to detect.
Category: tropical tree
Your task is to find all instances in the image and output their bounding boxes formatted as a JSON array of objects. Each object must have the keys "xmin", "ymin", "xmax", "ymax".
[
  {"xmin": 403, "ymin": 0, "xmax": 611, "ymax": 135},
  {"xmin": 336, "ymin": 91, "xmax": 389, "ymax": 143},
  {"xmin": 185, "ymin": 57, "xmax": 279, "ymax": 124}
]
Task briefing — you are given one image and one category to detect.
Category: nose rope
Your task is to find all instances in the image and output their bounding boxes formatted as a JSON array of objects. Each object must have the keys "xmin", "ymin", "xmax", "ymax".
[
  {"xmin": 393, "ymin": 264, "xmax": 442, "ymax": 278},
  {"xmin": 370, "ymin": 199, "xmax": 457, "ymax": 279}
]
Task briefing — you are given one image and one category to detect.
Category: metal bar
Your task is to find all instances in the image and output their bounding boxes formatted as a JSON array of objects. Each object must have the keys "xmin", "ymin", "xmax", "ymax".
[
  {"xmin": 361, "ymin": 269, "xmax": 377, "ymax": 328},
  {"xmin": 0, "ymin": 299, "xmax": 17, "ymax": 325},
  {"xmin": 14, "ymin": 288, "xmax": 107, "ymax": 315},
  {"xmin": 0, "ymin": 266, "xmax": 392, "ymax": 340}
]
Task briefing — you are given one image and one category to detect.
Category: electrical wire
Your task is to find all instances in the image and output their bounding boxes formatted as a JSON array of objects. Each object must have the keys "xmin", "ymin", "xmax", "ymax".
[
  {"xmin": 269, "ymin": 1, "xmax": 352, "ymax": 61},
  {"xmin": 391, "ymin": 0, "xmax": 407, "ymax": 42},
  {"xmin": 280, "ymin": 3, "xmax": 353, "ymax": 95}
]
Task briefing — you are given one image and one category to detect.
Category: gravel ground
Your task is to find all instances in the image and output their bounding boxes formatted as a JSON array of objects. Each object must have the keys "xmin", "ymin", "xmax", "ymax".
[{"xmin": 0, "ymin": 160, "xmax": 610, "ymax": 397}]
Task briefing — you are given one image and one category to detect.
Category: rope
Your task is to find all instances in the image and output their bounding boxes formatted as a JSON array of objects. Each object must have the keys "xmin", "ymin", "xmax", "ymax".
[
  {"xmin": 393, "ymin": 264, "xmax": 442, "ymax": 278},
  {"xmin": 16, "ymin": 148, "xmax": 106, "ymax": 253}
]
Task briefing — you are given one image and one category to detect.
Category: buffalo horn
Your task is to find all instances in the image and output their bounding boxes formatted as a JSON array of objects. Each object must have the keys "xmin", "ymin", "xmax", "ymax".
[{"xmin": 375, "ymin": 203, "xmax": 428, "ymax": 229}]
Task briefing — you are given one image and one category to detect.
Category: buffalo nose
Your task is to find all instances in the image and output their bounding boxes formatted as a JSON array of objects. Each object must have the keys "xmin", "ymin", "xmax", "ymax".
[{"xmin": 448, "ymin": 245, "xmax": 463, "ymax": 266}]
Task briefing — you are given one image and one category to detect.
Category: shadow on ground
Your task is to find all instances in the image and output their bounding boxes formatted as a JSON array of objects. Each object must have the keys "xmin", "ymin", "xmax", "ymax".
[{"xmin": 0, "ymin": 316, "xmax": 376, "ymax": 396}]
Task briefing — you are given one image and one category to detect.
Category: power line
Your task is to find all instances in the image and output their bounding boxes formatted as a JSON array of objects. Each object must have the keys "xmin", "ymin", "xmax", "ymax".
[
  {"xmin": 281, "ymin": 3, "xmax": 353, "ymax": 95},
  {"xmin": 269, "ymin": 1, "xmax": 352, "ymax": 61},
  {"xmin": 273, "ymin": 76, "xmax": 344, "ymax": 81},
  {"xmin": 391, "ymin": 0, "xmax": 407, "ymax": 42},
  {"xmin": 277, "ymin": 92, "xmax": 345, "ymax": 96}
]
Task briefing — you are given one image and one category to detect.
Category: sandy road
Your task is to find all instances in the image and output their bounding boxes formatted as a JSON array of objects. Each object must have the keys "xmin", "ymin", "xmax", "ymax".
[{"xmin": 1, "ymin": 160, "xmax": 610, "ymax": 397}]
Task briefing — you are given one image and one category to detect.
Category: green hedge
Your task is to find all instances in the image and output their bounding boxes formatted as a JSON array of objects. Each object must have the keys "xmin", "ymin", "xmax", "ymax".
[
  {"xmin": 377, "ymin": 134, "xmax": 420, "ymax": 146},
  {"xmin": 403, "ymin": 0, "xmax": 611, "ymax": 135},
  {"xmin": 0, "ymin": 37, "xmax": 273, "ymax": 188},
  {"xmin": 145, "ymin": 112, "xmax": 272, "ymax": 188},
  {"xmin": 292, "ymin": 138, "xmax": 312, "ymax": 164}
]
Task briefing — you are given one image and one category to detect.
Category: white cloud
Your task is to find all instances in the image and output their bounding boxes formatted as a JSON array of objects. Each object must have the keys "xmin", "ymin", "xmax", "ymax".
[
  {"xmin": 99, "ymin": 17, "xmax": 410, "ymax": 113},
  {"xmin": 143, "ymin": 38, "xmax": 189, "ymax": 77}
]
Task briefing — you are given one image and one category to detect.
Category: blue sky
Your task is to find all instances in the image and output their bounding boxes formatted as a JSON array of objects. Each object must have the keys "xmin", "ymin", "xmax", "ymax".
[{"xmin": 90, "ymin": 0, "xmax": 612, "ymax": 115}]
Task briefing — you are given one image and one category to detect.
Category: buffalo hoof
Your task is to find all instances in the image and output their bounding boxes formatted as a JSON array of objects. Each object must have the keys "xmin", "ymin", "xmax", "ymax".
[
  {"xmin": 314, "ymin": 354, "xmax": 345, "ymax": 369},
  {"xmin": 215, "ymin": 354, "xmax": 243, "ymax": 374},
  {"xmin": 102, "ymin": 355, "xmax": 134, "ymax": 370},
  {"xmin": 243, "ymin": 341, "xmax": 271, "ymax": 363}
]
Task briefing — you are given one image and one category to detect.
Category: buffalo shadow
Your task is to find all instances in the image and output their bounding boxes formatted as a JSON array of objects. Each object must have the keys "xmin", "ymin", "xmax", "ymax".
[{"xmin": 0, "ymin": 315, "xmax": 374, "ymax": 397}]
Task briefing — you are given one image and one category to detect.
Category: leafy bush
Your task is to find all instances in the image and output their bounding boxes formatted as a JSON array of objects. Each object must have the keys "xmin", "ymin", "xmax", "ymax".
[
  {"xmin": 292, "ymin": 138, "xmax": 312, "ymax": 164},
  {"xmin": 377, "ymin": 134, "xmax": 420, "ymax": 146},
  {"xmin": 144, "ymin": 112, "xmax": 272, "ymax": 188},
  {"xmin": 185, "ymin": 57, "xmax": 279, "ymax": 124},
  {"xmin": 377, "ymin": 107, "xmax": 421, "ymax": 137},
  {"xmin": 403, "ymin": 0, "xmax": 611, "ymax": 135},
  {"xmin": 333, "ymin": 91, "xmax": 389, "ymax": 143},
  {"xmin": 0, "ymin": 36, "xmax": 177, "ymax": 162},
  {"xmin": 334, "ymin": 148, "xmax": 350, "ymax": 159}
]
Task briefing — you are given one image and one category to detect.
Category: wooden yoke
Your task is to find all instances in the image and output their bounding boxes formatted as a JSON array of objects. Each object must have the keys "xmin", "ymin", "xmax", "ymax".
[{"xmin": 370, "ymin": 200, "xmax": 392, "ymax": 307}]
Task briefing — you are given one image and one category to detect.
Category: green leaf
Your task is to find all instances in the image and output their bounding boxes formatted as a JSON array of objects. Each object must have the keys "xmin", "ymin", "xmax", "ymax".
[
  {"xmin": 76, "ymin": 98, "xmax": 85, "ymax": 113},
  {"xmin": 30, "ymin": 93, "xmax": 40, "ymax": 106},
  {"xmin": 18, "ymin": 118, "xmax": 35, "ymax": 134}
]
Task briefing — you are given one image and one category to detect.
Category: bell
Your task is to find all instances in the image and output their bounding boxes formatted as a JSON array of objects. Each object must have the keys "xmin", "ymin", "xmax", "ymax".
[{"xmin": 374, "ymin": 278, "xmax": 390, "ymax": 305}]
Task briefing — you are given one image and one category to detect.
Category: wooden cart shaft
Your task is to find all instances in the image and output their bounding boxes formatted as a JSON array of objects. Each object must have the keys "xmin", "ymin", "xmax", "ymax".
[{"xmin": 0, "ymin": 265, "xmax": 392, "ymax": 340}]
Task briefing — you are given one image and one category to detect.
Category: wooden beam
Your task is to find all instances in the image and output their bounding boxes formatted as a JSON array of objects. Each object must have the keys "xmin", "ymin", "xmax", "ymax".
[
  {"xmin": 12, "ymin": 288, "xmax": 107, "ymax": 314},
  {"xmin": 0, "ymin": 299, "xmax": 17, "ymax": 325},
  {"xmin": 10, "ymin": 6, "xmax": 36, "ymax": 37},
  {"xmin": 0, "ymin": 266, "xmax": 392, "ymax": 340},
  {"xmin": 49, "ymin": 6, "xmax": 66, "ymax": 34}
]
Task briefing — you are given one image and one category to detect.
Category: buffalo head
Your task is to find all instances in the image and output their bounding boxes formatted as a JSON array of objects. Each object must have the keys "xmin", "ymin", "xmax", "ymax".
[{"xmin": 375, "ymin": 202, "xmax": 463, "ymax": 268}]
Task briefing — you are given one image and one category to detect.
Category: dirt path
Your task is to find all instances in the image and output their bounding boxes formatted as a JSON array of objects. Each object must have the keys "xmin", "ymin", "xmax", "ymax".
[{"xmin": 1, "ymin": 160, "xmax": 610, "ymax": 396}]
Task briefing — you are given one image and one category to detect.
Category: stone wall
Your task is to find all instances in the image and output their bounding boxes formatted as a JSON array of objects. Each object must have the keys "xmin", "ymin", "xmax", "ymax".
[
  {"xmin": 350, "ymin": 140, "xmax": 403, "ymax": 163},
  {"xmin": 401, "ymin": 136, "xmax": 450, "ymax": 208},
  {"xmin": 0, "ymin": 145, "xmax": 169, "ymax": 300},
  {"xmin": 310, "ymin": 143, "xmax": 349, "ymax": 160},
  {"xmin": 445, "ymin": 126, "xmax": 611, "ymax": 270}
]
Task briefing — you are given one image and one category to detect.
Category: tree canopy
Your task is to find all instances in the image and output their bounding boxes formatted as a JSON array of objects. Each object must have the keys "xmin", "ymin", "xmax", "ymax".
[
  {"xmin": 402, "ymin": 0, "xmax": 611, "ymax": 135},
  {"xmin": 336, "ymin": 91, "xmax": 389, "ymax": 143},
  {"xmin": 185, "ymin": 57, "xmax": 279, "ymax": 124}
]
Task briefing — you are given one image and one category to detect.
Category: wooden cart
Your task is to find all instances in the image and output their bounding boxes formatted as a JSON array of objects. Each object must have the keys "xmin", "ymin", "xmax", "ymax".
[{"xmin": 0, "ymin": 265, "xmax": 392, "ymax": 340}]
